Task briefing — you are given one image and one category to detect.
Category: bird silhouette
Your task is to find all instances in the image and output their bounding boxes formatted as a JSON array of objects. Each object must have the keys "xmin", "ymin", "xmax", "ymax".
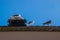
[
  {"xmin": 28, "ymin": 20, "xmax": 35, "ymax": 26},
  {"xmin": 43, "ymin": 20, "xmax": 51, "ymax": 26}
]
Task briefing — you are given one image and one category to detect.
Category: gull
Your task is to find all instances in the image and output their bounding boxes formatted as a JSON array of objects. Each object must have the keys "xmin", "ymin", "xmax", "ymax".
[
  {"xmin": 43, "ymin": 20, "xmax": 51, "ymax": 26},
  {"xmin": 28, "ymin": 20, "xmax": 35, "ymax": 26}
]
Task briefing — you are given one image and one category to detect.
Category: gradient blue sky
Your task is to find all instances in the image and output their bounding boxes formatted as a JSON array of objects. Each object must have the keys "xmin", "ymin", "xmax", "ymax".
[{"xmin": 0, "ymin": 0, "xmax": 60, "ymax": 26}]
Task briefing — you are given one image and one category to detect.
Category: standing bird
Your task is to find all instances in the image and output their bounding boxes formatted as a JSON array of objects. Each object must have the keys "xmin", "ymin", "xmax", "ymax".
[
  {"xmin": 28, "ymin": 20, "xmax": 35, "ymax": 26},
  {"xmin": 43, "ymin": 20, "xmax": 52, "ymax": 26}
]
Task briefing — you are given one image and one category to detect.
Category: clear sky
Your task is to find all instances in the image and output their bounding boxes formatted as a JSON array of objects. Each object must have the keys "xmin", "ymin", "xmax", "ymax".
[{"xmin": 0, "ymin": 0, "xmax": 60, "ymax": 26}]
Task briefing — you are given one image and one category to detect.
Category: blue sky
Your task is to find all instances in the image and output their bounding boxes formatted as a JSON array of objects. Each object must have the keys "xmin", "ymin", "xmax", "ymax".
[{"xmin": 0, "ymin": 0, "xmax": 60, "ymax": 26}]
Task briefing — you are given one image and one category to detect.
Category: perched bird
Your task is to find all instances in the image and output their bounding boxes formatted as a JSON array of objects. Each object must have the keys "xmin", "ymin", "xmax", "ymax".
[
  {"xmin": 28, "ymin": 20, "xmax": 35, "ymax": 26},
  {"xmin": 43, "ymin": 20, "xmax": 51, "ymax": 26}
]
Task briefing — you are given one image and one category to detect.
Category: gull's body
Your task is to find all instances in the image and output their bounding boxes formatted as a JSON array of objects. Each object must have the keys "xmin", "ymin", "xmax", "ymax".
[
  {"xmin": 28, "ymin": 20, "xmax": 35, "ymax": 26},
  {"xmin": 43, "ymin": 20, "xmax": 51, "ymax": 26}
]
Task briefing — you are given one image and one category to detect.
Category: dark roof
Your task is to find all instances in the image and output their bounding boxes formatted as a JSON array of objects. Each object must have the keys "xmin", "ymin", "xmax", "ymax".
[{"xmin": 13, "ymin": 14, "xmax": 19, "ymax": 16}]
